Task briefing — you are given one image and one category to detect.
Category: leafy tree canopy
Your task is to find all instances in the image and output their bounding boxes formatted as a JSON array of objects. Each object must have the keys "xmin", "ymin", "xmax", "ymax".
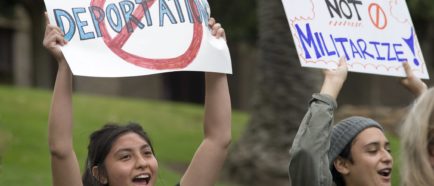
[
  {"xmin": 407, "ymin": 0, "xmax": 434, "ymax": 19},
  {"xmin": 209, "ymin": 0, "xmax": 257, "ymax": 43}
]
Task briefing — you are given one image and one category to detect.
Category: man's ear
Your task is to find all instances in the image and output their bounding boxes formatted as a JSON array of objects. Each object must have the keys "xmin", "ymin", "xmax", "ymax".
[
  {"xmin": 92, "ymin": 166, "xmax": 108, "ymax": 184},
  {"xmin": 333, "ymin": 156, "xmax": 351, "ymax": 175}
]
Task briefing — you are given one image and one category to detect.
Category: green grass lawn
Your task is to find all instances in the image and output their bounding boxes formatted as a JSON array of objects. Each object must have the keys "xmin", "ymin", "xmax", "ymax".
[
  {"xmin": 0, "ymin": 85, "xmax": 248, "ymax": 186},
  {"xmin": 387, "ymin": 133, "xmax": 401, "ymax": 186}
]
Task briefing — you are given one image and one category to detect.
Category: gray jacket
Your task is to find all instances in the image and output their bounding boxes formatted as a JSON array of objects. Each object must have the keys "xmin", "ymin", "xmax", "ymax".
[{"xmin": 288, "ymin": 93, "xmax": 336, "ymax": 186}]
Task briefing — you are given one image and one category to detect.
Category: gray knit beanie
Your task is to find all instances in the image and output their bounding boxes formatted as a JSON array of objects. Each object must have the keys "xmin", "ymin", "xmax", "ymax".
[{"xmin": 328, "ymin": 116, "xmax": 384, "ymax": 167}]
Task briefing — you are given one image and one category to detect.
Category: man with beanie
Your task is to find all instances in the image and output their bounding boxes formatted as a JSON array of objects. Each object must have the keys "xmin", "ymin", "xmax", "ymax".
[{"xmin": 288, "ymin": 58, "xmax": 393, "ymax": 186}]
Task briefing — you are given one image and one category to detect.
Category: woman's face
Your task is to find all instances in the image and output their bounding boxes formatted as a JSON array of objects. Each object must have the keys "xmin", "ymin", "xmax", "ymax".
[
  {"xmin": 103, "ymin": 132, "xmax": 158, "ymax": 186},
  {"xmin": 343, "ymin": 127, "xmax": 393, "ymax": 186}
]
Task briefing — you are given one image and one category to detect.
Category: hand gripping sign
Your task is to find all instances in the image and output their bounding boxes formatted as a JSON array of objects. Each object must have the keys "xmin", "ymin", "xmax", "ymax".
[
  {"xmin": 282, "ymin": 0, "xmax": 429, "ymax": 79},
  {"xmin": 44, "ymin": 0, "xmax": 232, "ymax": 77}
]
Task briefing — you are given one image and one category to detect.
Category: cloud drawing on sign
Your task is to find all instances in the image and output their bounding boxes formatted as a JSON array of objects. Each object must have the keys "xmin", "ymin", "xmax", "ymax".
[
  {"xmin": 389, "ymin": 0, "xmax": 409, "ymax": 24},
  {"xmin": 283, "ymin": 0, "xmax": 316, "ymax": 23}
]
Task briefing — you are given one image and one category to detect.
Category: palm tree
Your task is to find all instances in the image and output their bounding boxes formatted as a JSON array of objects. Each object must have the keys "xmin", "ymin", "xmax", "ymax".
[{"xmin": 224, "ymin": 0, "xmax": 320, "ymax": 185}]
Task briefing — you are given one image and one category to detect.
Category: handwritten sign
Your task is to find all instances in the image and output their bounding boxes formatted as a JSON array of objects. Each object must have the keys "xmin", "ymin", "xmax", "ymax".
[
  {"xmin": 282, "ymin": 0, "xmax": 429, "ymax": 79},
  {"xmin": 44, "ymin": 0, "xmax": 232, "ymax": 77}
]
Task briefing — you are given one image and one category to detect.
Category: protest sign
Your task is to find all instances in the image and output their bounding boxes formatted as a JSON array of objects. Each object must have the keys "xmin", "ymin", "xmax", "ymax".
[
  {"xmin": 44, "ymin": 0, "xmax": 232, "ymax": 77},
  {"xmin": 282, "ymin": 0, "xmax": 429, "ymax": 79}
]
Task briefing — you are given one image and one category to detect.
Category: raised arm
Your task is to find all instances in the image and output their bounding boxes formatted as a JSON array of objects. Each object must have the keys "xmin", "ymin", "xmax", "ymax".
[
  {"xmin": 180, "ymin": 18, "xmax": 231, "ymax": 186},
  {"xmin": 43, "ymin": 14, "xmax": 82, "ymax": 186},
  {"xmin": 400, "ymin": 62, "xmax": 427, "ymax": 97},
  {"xmin": 320, "ymin": 58, "xmax": 348, "ymax": 99},
  {"xmin": 288, "ymin": 58, "xmax": 347, "ymax": 186}
]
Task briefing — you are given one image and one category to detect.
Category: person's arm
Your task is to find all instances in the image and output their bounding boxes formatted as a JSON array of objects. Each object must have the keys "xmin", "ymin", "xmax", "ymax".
[
  {"xmin": 400, "ymin": 62, "xmax": 427, "ymax": 97},
  {"xmin": 288, "ymin": 58, "xmax": 347, "ymax": 186},
  {"xmin": 180, "ymin": 18, "xmax": 231, "ymax": 186},
  {"xmin": 43, "ymin": 15, "xmax": 82, "ymax": 186}
]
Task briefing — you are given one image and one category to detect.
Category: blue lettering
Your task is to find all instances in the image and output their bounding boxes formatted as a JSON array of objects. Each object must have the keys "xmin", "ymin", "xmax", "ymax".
[
  {"xmin": 188, "ymin": 0, "xmax": 201, "ymax": 23},
  {"xmin": 295, "ymin": 24, "xmax": 322, "ymax": 59},
  {"xmin": 334, "ymin": 37, "xmax": 350, "ymax": 60},
  {"xmin": 120, "ymin": 0, "xmax": 145, "ymax": 33},
  {"xmin": 135, "ymin": 0, "xmax": 153, "ymax": 26},
  {"xmin": 393, "ymin": 43, "xmax": 407, "ymax": 62},
  {"xmin": 173, "ymin": 0, "xmax": 185, "ymax": 23},
  {"xmin": 53, "ymin": 9, "xmax": 76, "ymax": 41},
  {"xmin": 383, "ymin": 43, "xmax": 396, "ymax": 61},
  {"xmin": 106, "ymin": 3, "xmax": 123, "ymax": 33},
  {"xmin": 159, "ymin": 0, "xmax": 177, "ymax": 26},
  {"xmin": 319, "ymin": 33, "xmax": 336, "ymax": 56},
  {"xmin": 193, "ymin": 0, "xmax": 210, "ymax": 23},
  {"xmin": 315, "ymin": 32, "xmax": 326, "ymax": 56},
  {"xmin": 72, "ymin": 8, "xmax": 95, "ymax": 40},
  {"xmin": 330, "ymin": 34, "xmax": 340, "ymax": 57},
  {"xmin": 369, "ymin": 41, "xmax": 385, "ymax": 60},
  {"xmin": 88, "ymin": 6, "xmax": 105, "ymax": 38},
  {"xmin": 349, "ymin": 39, "xmax": 362, "ymax": 59},
  {"xmin": 184, "ymin": 0, "xmax": 194, "ymax": 23},
  {"xmin": 357, "ymin": 39, "xmax": 374, "ymax": 59}
]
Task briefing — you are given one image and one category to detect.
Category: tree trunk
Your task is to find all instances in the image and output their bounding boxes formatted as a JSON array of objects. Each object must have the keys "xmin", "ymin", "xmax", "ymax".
[
  {"xmin": 224, "ymin": 0, "xmax": 321, "ymax": 185},
  {"xmin": 423, "ymin": 19, "xmax": 434, "ymax": 79}
]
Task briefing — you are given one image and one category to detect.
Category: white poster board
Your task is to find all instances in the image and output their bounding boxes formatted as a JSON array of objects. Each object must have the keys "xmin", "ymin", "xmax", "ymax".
[
  {"xmin": 282, "ymin": 0, "xmax": 429, "ymax": 79},
  {"xmin": 44, "ymin": 0, "xmax": 232, "ymax": 77}
]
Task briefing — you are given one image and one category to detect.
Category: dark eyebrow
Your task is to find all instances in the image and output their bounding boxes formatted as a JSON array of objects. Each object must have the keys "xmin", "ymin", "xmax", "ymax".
[
  {"xmin": 114, "ymin": 148, "xmax": 133, "ymax": 157},
  {"xmin": 363, "ymin": 141, "xmax": 390, "ymax": 148},
  {"xmin": 364, "ymin": 142, "xmax": 379, "ymax": 148},
  {"xmin": 141, "ymin": 144, "xmax": 151, "ymax": 149},
  {"xmin": 114, "ymin": 144, "xmax": 151, "ymax": 154}
]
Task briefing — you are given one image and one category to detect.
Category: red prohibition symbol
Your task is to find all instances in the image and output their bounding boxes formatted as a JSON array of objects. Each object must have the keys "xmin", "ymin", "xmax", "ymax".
[
  {"xmin": 368, "ymin": 3, "xmax": 387, "ymax": 30},
  {"xmin": 90, "ymin": 0, "xmax": 203, "ymax": 70}
]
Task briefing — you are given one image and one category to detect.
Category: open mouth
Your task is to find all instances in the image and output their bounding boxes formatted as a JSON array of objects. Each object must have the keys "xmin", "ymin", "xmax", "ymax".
[
  {"xmin": 377, "ymin": 168, "xmax": 392, "ymax": 178},
  {"xmin": 132, "ymin": 174, "xmax": 151, "ymax": 185}
]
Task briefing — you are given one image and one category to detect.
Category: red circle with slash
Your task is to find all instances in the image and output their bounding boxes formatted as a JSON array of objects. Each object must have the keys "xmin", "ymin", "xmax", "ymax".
[
  {"xmin": 90, "ymin": 0, "xmax": 203, "ymax": 70},
  {"xmin": 368, "ymin": 3, "xmax": 388, "ymax": 30}
]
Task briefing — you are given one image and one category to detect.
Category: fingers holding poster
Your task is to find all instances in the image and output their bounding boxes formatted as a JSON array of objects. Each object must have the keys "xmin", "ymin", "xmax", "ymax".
[
  {"xmin": 282, "ymin": 0, "xmax": 429, "ymax": 79},
  {"xmin": 44, "ymin": 0, "xmax": 232, "ymax": 77}
]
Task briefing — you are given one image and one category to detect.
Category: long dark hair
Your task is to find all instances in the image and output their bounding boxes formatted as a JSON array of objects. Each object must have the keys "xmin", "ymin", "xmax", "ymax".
[{"xmin": 82, "ymin": 122, "xmax": 154, "ymax": 186}]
